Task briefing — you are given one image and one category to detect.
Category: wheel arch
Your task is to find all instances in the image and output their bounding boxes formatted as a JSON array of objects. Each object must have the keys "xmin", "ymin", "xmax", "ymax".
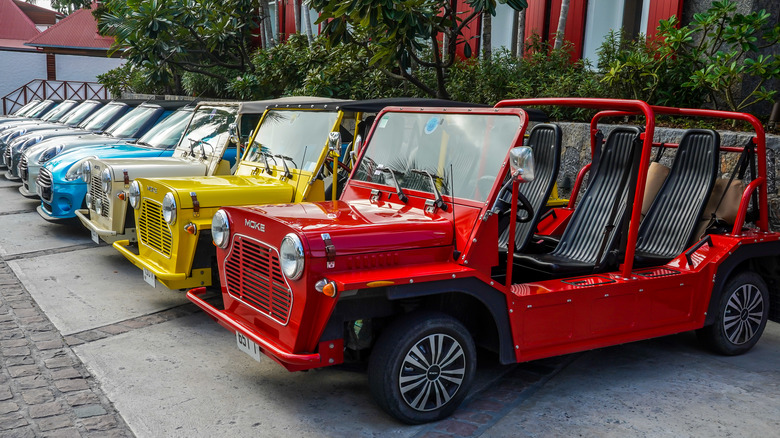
[
  {"xmin": 706, "ymin": 241, "xmax": 780, "ymax": 326},
  {"xmin": 385, "ymin": 278, "xmax": 515, "ymax": 364}
]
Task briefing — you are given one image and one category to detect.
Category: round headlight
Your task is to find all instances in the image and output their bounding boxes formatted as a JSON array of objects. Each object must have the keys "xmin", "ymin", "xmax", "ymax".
[
  {"xmin": 212, "ymin": 210, "xmax": 230, "ymax": 249},
  {"xmin": 162, "ymin": 192, "xmax": 176, "ymax": 224},
  {"xmin": 128, "ymin": 181, "xmax": 141, "ymax": 209},
  {"xmin": 85, "ymin": 192, "xmax": 92, "ymax": 209},
  {"xmin": 95, "ymin": 197, "xmax": 103, "ymax": 215},
  {"xmin": 26, "ymin": 135, "xmax": 43, "ymax": 148},
  {"xmin": 101, "ymin": 168, "xmax": 112, "ymax": 195},
  {"xmin": 280, "ymin": 233, "xmax": 304, "ymax": 280},
  {"xmin": 81, "ymin": 161, "xmax": 91, "ymax": 183}
]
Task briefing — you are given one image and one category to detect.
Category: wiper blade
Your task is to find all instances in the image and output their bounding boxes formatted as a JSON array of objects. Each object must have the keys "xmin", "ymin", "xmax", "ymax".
[
  {"xmin": 411, "ymin": 169, "xmax": 448, "ymax": 211},
  {"xmin": 376, "ymin": 164, "xmax": 408, "ymax": 203},
  {"xmin": 274, "ymin": 154, "xmax": 296, "ymax": 179},
  {"xmin": 260, "ymin": 151, "xmax": 276, "ymax": 175}
]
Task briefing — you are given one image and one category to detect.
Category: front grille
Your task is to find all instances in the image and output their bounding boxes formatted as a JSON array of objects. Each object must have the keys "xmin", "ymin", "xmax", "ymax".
[
  {"xmin": 89, "ymin": 174, "xmax": 110, "ymax": 217},
  {"xmin": 224, "ymin": 236, "xmax": 292, "ymax": 325},
  {"xmin": 4, "ymin": 147, "xmax": 11, "ymax": 168},
  {"xmin": 37, "ymin": 167, "xmax": 53, "ymax": 202},
  {"xmin": 18, "ymin": 154, "xmax": 28, "ymax": 181},
  {"xmin": 138, "ymin": 199, "xmax": 172, "ymax": 257}
]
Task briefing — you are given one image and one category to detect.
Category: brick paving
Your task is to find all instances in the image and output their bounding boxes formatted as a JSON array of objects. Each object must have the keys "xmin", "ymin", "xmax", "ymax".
[{"xmin": 0, "ymin": 260, "xmax": 134, "ymax": 437}]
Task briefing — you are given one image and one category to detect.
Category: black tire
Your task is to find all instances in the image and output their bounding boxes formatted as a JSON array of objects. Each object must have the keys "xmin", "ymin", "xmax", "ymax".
[
  {"xmin": 368, "ymin": 311, "xmax": 476, "ymax": 424},
  {"xmin": 697, "ymin": 271, "xmax": 769, "ymax": 355}
]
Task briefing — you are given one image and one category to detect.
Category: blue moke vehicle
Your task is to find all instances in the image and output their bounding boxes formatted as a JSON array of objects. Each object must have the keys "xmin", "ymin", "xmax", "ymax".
[{"xmin": 35, "ymin": 106, "xmax": 197, "ymax": 221}]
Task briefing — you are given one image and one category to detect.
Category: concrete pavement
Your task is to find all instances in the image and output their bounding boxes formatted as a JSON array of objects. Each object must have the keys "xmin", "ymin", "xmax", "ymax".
[{"xmin": 0, "ymin": 175, "xmax": 778, "ymax": 437}]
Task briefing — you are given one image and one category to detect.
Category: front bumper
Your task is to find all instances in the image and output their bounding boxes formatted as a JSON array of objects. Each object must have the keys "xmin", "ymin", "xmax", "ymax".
[
  {"xmin": 113, "ymin": 239, "xmax": 211, "ymax": 290},
  {"xmin": 75, "ymin": 209, "xmax": 135, "ymax": 244},
  {"xmin": 3, "ymin": 170, "xmax": 20, "ymax": 182},
  {"xmin": 187, "ymin": 287, "xmax": 342, "ymax": 372},
  {"xmin": 38, "ymin": 181, "xmax": 88, "ymax": 220},
  {"xmin": 19, "ymin": 164, "xmax": 40, "ymax": 198}
]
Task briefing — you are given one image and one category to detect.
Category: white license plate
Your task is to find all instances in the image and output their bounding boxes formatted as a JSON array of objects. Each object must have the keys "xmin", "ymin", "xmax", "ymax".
[
  {"xmin": 236, "ymin": 332, "xmax": 263, "ymax": 363},
  {"xmin": 142, "ymin": 268, "xmax": 156, "ymax": 288},
  {"xmin": 91, "ymin": 230, "xmax": 99, "ymax": 244}
]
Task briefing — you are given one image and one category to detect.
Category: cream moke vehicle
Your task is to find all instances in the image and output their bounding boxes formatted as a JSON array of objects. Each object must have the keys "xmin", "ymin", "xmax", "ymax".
[
  {"xmin": 113, "ymin": 98, "xmax": 481, "ymax": 291},
  {"xmin": 74, "ymin": 100, "xmax": 272, "ymax": 245}
]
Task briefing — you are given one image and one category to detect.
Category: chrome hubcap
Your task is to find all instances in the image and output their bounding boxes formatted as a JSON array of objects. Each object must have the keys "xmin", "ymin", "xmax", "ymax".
[
  {"xmin": 724, "ymin": 284, "xmax": 764, "ymax": 345},
  {"xmin": 399, "ymin": 333, "xmax": 466, "ymax": 412}
]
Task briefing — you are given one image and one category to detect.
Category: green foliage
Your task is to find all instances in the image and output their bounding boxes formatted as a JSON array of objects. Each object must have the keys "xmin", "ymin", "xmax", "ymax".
[
  {"xmin": 600, "ymin": 0, "xmax": 780, "ymax": 112},
  {"xmin": 97, "ymin": 0, "xmax": 260, "ymax": 85},
  {"xmin": 308, "ymin": 0, "xmax": 526, "ymax": 98},
  {"xmin": 96, "ymin": 64, "xmax": 168, "ymax": 97}
]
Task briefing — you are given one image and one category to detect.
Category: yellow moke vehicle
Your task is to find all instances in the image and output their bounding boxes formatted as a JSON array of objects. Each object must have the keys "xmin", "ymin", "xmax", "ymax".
[
  {"xmin": 114, "ymin": 98, "xmax": 483, "ymax": 290},
  {"xmin": 75, "ymin": 99, "xmax": 296, "ymax": 245}
]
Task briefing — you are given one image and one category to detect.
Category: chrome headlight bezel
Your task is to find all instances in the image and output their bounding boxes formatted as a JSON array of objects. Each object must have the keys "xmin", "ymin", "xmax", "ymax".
[
  {"xmin": 162, "ymin": 192, "xmax": 177, "ymax": 224},
  {"xmin": 280, "ymin": 233, "xmax": 304, "ymax": 280},
  {"xmin": 80, "ymin": 161, "xmax": 91, "ymax": 183},
  {"xmin": 128, "ymin": 181, "xmax": 141, "ymax": 209},
  {"xmin": 212, "ymin": 210, "xmax": 230, "ymax": 249},
  {"xmin": 101, "ymin": 168, "xmax": 112, "ymax": 195}
]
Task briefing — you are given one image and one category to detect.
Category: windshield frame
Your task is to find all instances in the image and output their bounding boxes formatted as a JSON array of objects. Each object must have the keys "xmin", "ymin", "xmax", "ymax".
[
  {"xmin": 242, "ymin": 108, "xmax": 343, "ymax": 175},
  {"xmin": 171, "ymin": 104, "xmax": 237, "ymax": 161},
  {"xmin": 349, "ymin": 107, "xmax": 528, "ymax": 206}
]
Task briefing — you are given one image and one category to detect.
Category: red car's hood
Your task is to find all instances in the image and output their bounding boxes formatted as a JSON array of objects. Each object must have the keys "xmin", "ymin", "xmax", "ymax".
[{"xmin": 238, "ymin": 200, "xmax": 453, "ymax": 256}]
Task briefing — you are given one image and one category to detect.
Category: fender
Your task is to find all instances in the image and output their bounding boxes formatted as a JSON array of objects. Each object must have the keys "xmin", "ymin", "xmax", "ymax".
[
  {"xmin": 706, "ymin": 239, "xmax": 780, "ymax": 326},
  {"xmin": 386, "ymin": 278, "xmax": 515, "ymax": 364}
]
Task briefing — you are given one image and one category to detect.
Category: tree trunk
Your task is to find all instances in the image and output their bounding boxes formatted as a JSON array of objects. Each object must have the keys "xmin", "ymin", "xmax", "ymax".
[
  {"xmin": 260, "ymin": 1, "xmax": 276, "ymax": 48},
  {"xmin": 517, "ymin": 10, "xmax": 526, "ymax": 57},
  {"xmin": 293, "ymin": 0, "xmax": 301, "ymax": 35},
  {"xmin": 302, "ymin": 1, "xmax": 314, "ymax": 45},
  {"xmin": 482, "ymin": 12, "xmax": 492, "ymax": 61},
  {"xmin": 553, "ymin": 0, "xmax": 569, "ymax": 50}
]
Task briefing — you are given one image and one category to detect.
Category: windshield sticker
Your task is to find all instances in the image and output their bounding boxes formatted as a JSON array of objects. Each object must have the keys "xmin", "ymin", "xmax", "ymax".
[
  {"xmin": 425, "ymin": 116, "xmax": 442, "ymax": 134},
  {"xmin": 377, "ymin": 118, "xmax": 388, "ymax": 129}
]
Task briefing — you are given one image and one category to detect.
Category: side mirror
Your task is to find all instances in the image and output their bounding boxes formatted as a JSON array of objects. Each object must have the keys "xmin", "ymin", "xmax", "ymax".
[
  {"xmin": 509, "ymin": 146, "xmax": 535, "ymax": 183},
  {"xmin": 328, "ymin": 131, "xmax": 341, "ymax": 156},
  {"xmin": 228, "ymin": 123, "xmax": 239, "ymax": 145}
]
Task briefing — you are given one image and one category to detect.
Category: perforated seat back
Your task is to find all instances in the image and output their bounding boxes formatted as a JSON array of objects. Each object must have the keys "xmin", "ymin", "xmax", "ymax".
[
  {"xmin": 635, "ymin": 129, "xmax": 719, "ymax": 261},
  {"xmin": 551, "ymin": 127, "xmax": 643, "ymax": 264},
  {"xmin": 498, "ymin": 123, "xmax": 562, "ymax": 251}
]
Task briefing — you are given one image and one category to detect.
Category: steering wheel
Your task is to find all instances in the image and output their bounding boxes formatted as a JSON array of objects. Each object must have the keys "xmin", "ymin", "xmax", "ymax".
[
  {"xmin": 516, "ymin": 191, "xmax": 534, "ymax": 223},
  {"xmin": 326, "ymin": 156, "xmax": 351, "ymax": 173}
]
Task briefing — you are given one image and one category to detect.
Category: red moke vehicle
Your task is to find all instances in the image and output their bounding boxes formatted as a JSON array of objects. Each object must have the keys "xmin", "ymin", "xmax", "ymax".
[{"xmin": 188, "ymin": 98, "xmax": 775, "ymax": 424}]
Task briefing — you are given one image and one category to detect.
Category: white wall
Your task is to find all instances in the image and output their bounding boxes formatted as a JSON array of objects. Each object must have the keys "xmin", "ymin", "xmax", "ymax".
[
  {"xmin": 0, "ymin": 50, "xmax": 47, "ymax": 101},
  {"xmin": 55, "ymin": 54, "xmax": 125, "ymax": 82}
]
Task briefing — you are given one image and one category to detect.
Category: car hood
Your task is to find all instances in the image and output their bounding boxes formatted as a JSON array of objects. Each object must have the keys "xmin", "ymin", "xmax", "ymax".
[
  {"xmin": 26, "ymin": 137, "xmax": 144, "ymax": 164},
  {"xmin": 44, "ymin": 145, "xmax": 170, "ymax": 177},
  {"xmin": 98, "ymin": 157, "xmax": 208, "ymax": 181},
  {"xmin": 235, "ymin": 200, "xmax": 453, "ymax": 256},
  {"xmin": 143, "ymin": 175, "xmax": 295, "ymax": 209}
]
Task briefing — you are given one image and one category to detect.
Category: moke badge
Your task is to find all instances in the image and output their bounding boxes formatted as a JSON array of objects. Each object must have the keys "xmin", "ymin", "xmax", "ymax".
[
  {"xmin": 244, "ymin": 219, "xmax": 265, "ymax": 232},
  {"xmin": 146, "ymin": 186, "xmax": 157, "ymax": 194}
]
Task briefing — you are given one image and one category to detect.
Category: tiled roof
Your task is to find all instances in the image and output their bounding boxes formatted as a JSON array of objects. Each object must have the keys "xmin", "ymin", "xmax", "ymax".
[
  {"xmin": 26, "ymin": 3, "xmax": 115, "ymax": 51},
  {"xmin": 0, "ymin": 0, "xmax": 40, "ymax": 41},
  {"xmin": 13, "ymin": 0, "xmax": 63, "ymax": 25}
]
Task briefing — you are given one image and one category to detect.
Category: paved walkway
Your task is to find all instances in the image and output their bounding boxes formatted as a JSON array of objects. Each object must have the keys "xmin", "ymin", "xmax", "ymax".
[{"xmin": 0, "ymin": 259, "xmax": 132, "ymax": 437}]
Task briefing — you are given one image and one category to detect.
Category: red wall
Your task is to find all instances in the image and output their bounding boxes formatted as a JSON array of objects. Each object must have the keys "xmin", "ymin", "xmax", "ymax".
[{"xmin": 646, "ymin": 0, "xmax": 683, "ymax": 38}]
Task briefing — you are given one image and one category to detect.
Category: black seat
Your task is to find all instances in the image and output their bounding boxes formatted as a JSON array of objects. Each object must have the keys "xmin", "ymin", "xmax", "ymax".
[
  {"xmin": 498, "ymin": 123, "xmax": 562, "ymax": 252},
  {"xmin": 634, "ymin": 129, "xmax": 719, "ymax": 266},
  {"xmin": 514, "ymin": 126, "xmax": 643, "ymax": 276}
]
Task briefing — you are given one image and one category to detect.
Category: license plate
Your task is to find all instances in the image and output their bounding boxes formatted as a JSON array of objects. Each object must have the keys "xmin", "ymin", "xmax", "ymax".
[
  {"xmin": 91, "ymin": 230, "xmax": 99, "ymax": 244},
  {"xmin": 236, "ymin": 332, "xmax": 263, "ymax": 363},
  {"xmin": 143, "ymin": 268, "xmax": 156, "ymax": 287}
]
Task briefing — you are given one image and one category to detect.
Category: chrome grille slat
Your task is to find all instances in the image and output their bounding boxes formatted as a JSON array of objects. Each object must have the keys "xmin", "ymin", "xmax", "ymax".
[
  {"xmin": 89, "ymin": 174, "xmax": 110, "ymax": 217},
  {"xmin": 4, "ymin": 147, "xmax": 12, "ymax": 168},
  {"xmin": 37, "ymin": 167, "xmax": 53, "ymax": 202},
  {"xmin": 138, "ymin": 199, "xmax": 172, "ymax": 257},
  {"xmin": 225, "ymin": 236, "xmax": 292, "ymax": 325},
  {"xmin": 19, "ymin": 155, "xmax": 27, "ymax": 181}
]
